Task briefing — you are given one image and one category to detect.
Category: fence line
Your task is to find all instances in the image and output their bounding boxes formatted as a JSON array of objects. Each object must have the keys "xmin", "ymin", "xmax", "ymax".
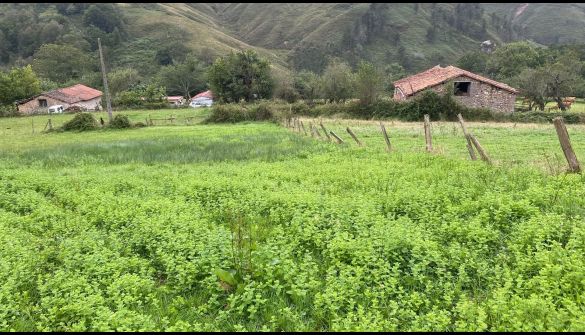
[{"xmin": 282, "ymin": 116, "xmax": 581, "ymax": 174}]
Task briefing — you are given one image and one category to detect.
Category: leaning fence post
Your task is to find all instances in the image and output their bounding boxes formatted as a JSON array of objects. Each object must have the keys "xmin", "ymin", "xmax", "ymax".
[
  {"xmin": 346, "ymin": 127, "xmax": 363, "ymax": 146},
  {"xmin": 457, "ymin": 113, "xmax": 477, "ymax": 161},
  {"xmin": 553, "ymin": 117, "xmax": 581, "ymax": 173},
  {"xmin": 300, "ymin": 120, "xmax": 307, "ymax": 135},
  {"xmin": 468, "ymin": 134, "xmax": 492, "ymax": 165},
  {"xmin": 44, "ymin": 118, "xmax": 53, "ymax": 131},
  {"xmin": 312, "ymin": 125, "xmax": 322, "ymax": 139},
  {"xmin": 330, "ymin": 131, "xmax": 344, "ymax": 144},
  {"xmin": 380, "ymin": 122, "xmax": 391, "ymax": 152},
  {"xmin": 424, "ymin": 114, "xmax": 432, "ymax": 152},
  {"xmin": 320, "ymin": 123, "xmax": 331, "ymax": 141}
]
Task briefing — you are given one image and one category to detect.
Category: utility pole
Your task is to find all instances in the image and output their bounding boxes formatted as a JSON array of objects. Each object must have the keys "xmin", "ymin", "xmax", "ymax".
[{"xmin": 98, "ymin": 38, "xmax": 113, "ymax": 122}]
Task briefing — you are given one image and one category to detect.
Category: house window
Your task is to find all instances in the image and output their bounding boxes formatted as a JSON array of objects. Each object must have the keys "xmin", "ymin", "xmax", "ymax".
[
  {"xmin": 454, "ymin": 82, "xmax": 471, "ymax": 96},
  {"xmin": 38, "ymin": 99, "xmax": 48, "ymax": 107}
]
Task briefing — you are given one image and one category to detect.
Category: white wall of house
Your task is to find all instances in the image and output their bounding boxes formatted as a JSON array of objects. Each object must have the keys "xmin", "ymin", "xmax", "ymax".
[{"xmin": 74, "ymin": 97, "xmax": 102, "ymax": 111}]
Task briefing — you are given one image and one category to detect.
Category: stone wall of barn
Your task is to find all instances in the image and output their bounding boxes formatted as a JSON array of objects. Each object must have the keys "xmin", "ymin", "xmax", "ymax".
[
  {"xmin": 17, "ymin": 96, "xmax": 102, "ymax": 115},
  {"xmin": 17, "ymin": 95, "xmax": 69, "ymax": 115},
  {"xmin": 407, "ymin": 75, "xmax": 516, "ymax": 113}
]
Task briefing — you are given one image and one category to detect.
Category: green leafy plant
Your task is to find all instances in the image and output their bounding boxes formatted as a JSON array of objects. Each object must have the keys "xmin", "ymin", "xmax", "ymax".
[
  {"xmin": 108, "ymin": 114, "xmax": 132, "ymax": 129},
  {"xmin": 61, "ymin": 112, "xmax": 98, "ymax": 131}
]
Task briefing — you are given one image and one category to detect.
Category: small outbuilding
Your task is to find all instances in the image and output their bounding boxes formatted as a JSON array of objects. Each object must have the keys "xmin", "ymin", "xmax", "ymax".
[
  {"xmin": 393, "ymin": 65, "xmax": 518, "ymax": 113},
  {"xmin": 17, "ymin": 84, "xmax": 103, "ymax": 115},
  {"xmin": 190, "ymin": 90, "xmax": 213, "ymax": 107}
]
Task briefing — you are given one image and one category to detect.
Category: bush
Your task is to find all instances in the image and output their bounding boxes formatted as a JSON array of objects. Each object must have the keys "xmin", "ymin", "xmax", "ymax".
[
  {"xmin": 0, "ymin": 104, "xmax": 20, "ymax": 117},
  {"xmin": 108, "ymin": 114, "xmax": 132, "ymax": 129},
  {"xmin": 62, "ymin": 113, "xmax": 98, "ymax": 131},
  {"xmin": 249, "ymin": 102, "xmax": 273, "ymax": 121},
  {"xmin": 134, "ymin": 121, "xmax": 147, "ymax": 128},
  {"xmin": 205, "ymin": 102, "xmax": 275, "ymax": 123}
]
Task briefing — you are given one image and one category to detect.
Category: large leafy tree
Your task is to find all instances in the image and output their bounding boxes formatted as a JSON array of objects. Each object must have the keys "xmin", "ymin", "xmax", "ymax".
[
  {"xmin": 514, "ymin": 68, "xmax": 549, "ymax": 111},
  {"xmin": 82, "ymin": 4, "xmax": 125, "ymax": 34},
  {"xmin": 456, "ymin": 51, "xmax": 488, "ymax": 75},
  {"xmin": 0, "ymin": 65, "xmax": 41, "ymax": 105},
  {"xmin": 544, "ymin": 54, "xmax": 584, "ymax": 110},
  {"xmin": 355, "ymin": 61, "xmax": 383, "ymax": 105},
  {"xmin": 294, "ymin": 70, "xmax": 320, "ymax": 104},
  {"xmin": 158, "ymin": 57, "xmax": 207, "ymax": 98},
  {"xmin": 207, "ymin": 50, "xmax": 273, "ymax": 103},
  {"xmin": 108, "ymin": 68, "xmax": 141, "ymax": 98},
  {"xmin": 319, "ymin": 58, "xmax": 355, "ymax": 103},
  {"xmin": 514, "ymin": 53, "xmax": 585, "ymax": 111},
  {"xmin": 32, "ymin": 44, "xmax": 94, "ymax": 83},
  {"xmin": 272, "ymin": 69, "xmax": 299, "ymax": 103},
  {"xmin": 486, "ymin": 41, "xmax": 544, "ymax": 80}
]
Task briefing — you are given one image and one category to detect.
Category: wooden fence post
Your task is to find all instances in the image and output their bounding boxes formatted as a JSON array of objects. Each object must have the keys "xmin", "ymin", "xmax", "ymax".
[
  {"xmin": 553, "ymin": 117, "xmax": 581, "ymax": 173},
  {"xmin": 424, "ymin": 114, "xmax": 432, "ymax": 152},
  {"xmin": 457, "ymin": 113, "xmax": 477, "ymax": 161},
  {"xmin": 468, "ymin": 134, "xmax": 492, "ymax": 165},
  {"xmin": 44, "ymin": 118, "xmax": 53, "ymax": 131},
  {"xmin": 380, "ymin": 122, "xmax": 391, "ymax": 152},
  {"xmin": 346, "ymin": 127, "xmax": 363, "ymax": 146},
  {"xmin": 31, "ymin": 117, "xmax": 35, "ymax": 134},
  {"xmin": 300, "ymin": 120, "xmax": 307, "ymax": 135},
  {"xmin": 312, "ymin": 125, "xmax": 322, "ymax": 139},
  {"xmin": 330, "ymin": 131, "xmax": 344, "ymax": 144},
  {"xmin": 320, "ymin": 123, "xmax": 331, "ymax": 141}
]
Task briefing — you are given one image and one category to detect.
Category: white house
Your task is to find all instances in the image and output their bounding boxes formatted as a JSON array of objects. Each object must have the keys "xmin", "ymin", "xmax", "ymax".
[{"xmin": 190, "ymin": 90, "xmax": 213, "ymax": 107}]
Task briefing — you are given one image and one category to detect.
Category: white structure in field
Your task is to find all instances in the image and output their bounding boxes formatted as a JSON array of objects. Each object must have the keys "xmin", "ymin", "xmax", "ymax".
[{"xmin": 190, "ymin": 90, "xmax": 213, "ymax": 107}]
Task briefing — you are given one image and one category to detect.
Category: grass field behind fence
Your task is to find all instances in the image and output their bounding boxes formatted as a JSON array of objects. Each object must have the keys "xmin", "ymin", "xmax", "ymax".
[{"xmin": 1, "ymin": 111, "xmax": 585, "ymax": 331}]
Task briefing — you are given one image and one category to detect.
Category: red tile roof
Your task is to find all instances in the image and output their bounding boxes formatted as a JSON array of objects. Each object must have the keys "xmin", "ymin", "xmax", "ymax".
[
  {"xmin": 394, "ymin": 65, "xmax": 518, "ymax": 97},
  {"xmin": 45, "ymin": 84, "xmax": 103, "ymax": 104},
  {"xmin": 192, "ymin": 90, "xmax": 213, "ymax": 100}
]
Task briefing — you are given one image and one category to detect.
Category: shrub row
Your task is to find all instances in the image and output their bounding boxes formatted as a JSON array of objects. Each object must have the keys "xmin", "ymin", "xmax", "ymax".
[
  {"xmin": 206, "ymin": 91, "xmax": 585, "ymax": 124},
  {"xmin": 204, "ymin": 103, "xmax": 274, "ymax": 123},
  {"xmin": 58, "ymin": 113, "xmax": 138, "ymax": 132}
]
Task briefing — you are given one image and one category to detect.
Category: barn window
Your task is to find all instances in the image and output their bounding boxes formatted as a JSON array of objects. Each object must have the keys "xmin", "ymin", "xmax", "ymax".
[
  {"xmin": 38, "ymin": 99, "xmax": 47, "ymax": 107},
  {"xmin": 454, "ymin": 82, "xmax": 471, "ymax": 96}
]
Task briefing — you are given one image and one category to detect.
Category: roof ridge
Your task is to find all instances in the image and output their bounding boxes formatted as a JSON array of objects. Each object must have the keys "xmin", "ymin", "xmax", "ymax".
[{"xmin": 393, "ymin": 65, "xmax": 517, "ymax": 95}]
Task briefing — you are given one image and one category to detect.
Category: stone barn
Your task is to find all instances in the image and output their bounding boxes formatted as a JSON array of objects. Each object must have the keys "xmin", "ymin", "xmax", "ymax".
[
  {"xmin": 393, "ymin": 65, "xmax": 518, "ymax": 113},
  {"xmin": 17, "ymin": 84, "xmax": 103, "ymax": 115}
]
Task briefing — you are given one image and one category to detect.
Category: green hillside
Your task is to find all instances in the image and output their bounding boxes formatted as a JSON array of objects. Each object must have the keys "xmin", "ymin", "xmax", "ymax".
[
  {"xmin": 1, "ymin": 3, "xmax": 584, "ymax": 76},
  {"xmin": 482, "ymin": 3, "xmax": 585, "ymax": 45}
]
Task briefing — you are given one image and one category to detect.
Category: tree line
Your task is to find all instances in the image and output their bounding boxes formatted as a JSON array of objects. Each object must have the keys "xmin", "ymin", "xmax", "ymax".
[{"xmin": 3, "ymin": 38, "xmax": 585, "ymax": 115}]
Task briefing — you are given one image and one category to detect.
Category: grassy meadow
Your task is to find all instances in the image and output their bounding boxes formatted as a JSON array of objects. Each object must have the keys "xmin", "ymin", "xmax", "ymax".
[{"xmin": 1, "ymin": 110, "xmax": 585, "ymax": 331}]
